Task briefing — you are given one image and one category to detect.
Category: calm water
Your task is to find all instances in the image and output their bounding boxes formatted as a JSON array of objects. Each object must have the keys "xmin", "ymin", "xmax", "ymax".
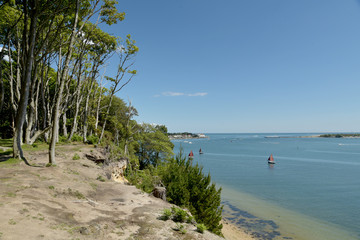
[{"xmin": 172, "ymin": 133, "xmax": 360, "ymax": 240}]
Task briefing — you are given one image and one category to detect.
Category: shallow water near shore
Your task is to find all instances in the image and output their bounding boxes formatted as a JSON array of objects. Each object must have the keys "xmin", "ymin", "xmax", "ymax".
[{"xmin": 172, "ymin": 133, "xmax": 360, "ymax": 240}]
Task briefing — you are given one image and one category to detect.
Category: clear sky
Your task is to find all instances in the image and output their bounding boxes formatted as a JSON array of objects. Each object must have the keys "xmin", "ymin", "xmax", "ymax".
[{"xmin": 102, "ymin": 0, "xmax": 360, "ymax": 133}]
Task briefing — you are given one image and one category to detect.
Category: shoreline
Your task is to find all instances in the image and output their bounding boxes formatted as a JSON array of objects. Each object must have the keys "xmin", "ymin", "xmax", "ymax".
[{"xmin": 222, "ymin": 218, "xmax": 255, "ymax": 240}]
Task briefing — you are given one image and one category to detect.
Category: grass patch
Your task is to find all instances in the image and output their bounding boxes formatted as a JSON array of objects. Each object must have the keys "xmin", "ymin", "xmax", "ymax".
[
  {"xmin": 72, "ymin": 153, "xmax": 80, "ymax": 160},
  {"xmin": 0, "ymin": 157, "xmax": 21, "ymax": 166},
  {"xmin": 67, "ymin": 188, "xmax": 85, "ymax": 199},
  {"xmin": 96, "ymin": 175, "xmax": 106, "ymax": 182},
  {"xmin": 65, "ymin": 169, "xmax": 79, "ymax": 175},
  {"xmin": 32, "ymin": 213, "xmax": 45, "ymax": 221},
  {"xmin": 8, "ymin": 219, "xmax": 16, "ymax": 225},
  {"xmin": 6, "ymin": 192, "xmax": 16, "ymax": 197},
  {"xmin": 48, "ymin": 185, "xmax": 55, "ymax": 190},
  {"xmin": 22, "ymin": 143, "xmax": 48, "ymax": 151},
  {"xmin": 89, "ymin": 182, "xmax": 98, "ymax": 190},
  {"xmin": 0, "ymin": 149, "xmax": 13, "ymax": 156},
  {"xmin": 0, "ymin": 139, "xmax": 12, "ymax": 147}
]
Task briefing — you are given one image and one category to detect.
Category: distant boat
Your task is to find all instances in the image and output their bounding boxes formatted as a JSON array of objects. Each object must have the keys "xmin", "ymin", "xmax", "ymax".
[
  {"xmin": 268, "ymin": 154, "xmax": 275, "ymax": 164},
  {"xmin": 199, "ymin": 148, "xmax": 204, "ymax": 154},
  {"xmin": 189, "ymin": 150, "xmax": 194, "ymax": 158}
]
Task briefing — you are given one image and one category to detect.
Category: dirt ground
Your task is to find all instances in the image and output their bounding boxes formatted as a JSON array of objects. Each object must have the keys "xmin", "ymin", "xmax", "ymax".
[{"xmin": 0, "ymin": 143, "xmax": 253, "ymax": 240}]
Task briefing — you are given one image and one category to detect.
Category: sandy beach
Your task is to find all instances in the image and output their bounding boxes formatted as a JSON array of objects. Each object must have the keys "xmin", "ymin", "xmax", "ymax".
[{"xmin": 222, "ymin": 219, "xmax": 255, "ymax": 240}]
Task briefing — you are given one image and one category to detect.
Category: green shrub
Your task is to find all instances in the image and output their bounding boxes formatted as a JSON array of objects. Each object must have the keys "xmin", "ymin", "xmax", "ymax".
[
  {"xmin": 72, "ymin": 153, "xmax": 80, "ymax": 160},
  {"xmin": 186, "ymin": 215, "xmax": 195, "ymax": 224},
  {"xmin": 159, "ymin": 150, "xmax": 223, "ymax": 235},
  {"xmin": 96, "ymin": 175, "xmax": 106, "ymax": 182},
  {"xmin": 174, "ymin": 223, "xmax": 186, "ymax": 234},
  {"xmin": 171, "ymin": 207, "xmax": 188, "ymax": 223},
  {"xmin": 87, "ymin": 135, "xmax": 99, "ymax": 144},
  {"xmin": 160, "ymin": 208, "xmax": 172, "ymax": 221},
  {"xmin": 59, "ymin": 135, "xmax": 68, "ymax": 143},
  {"xmin": 126, "ymin": 168, "xmax": 158, "ymax": 193},
  {"xmin": 196, "ymin": 223, "xmax": 207, "ymax": 234},
  {"xmin": 71, "ymin": 134, "xmax": 83, "ymax": 142}
]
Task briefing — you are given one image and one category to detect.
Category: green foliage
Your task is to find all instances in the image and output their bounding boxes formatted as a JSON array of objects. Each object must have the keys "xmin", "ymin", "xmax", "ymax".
[
  {"xmin": 136, "ymin": 124, "xmax": 174, "ymax": 169},
  {"xmin": 173, "ymin": 223, "xmax": 186, "ymax": 234},
  {"xmin": 125, "ymin": 168, "xmax": 158, "ymax": 193},
  {"xmin": 87, "ymin": 135, "xmax": 99, "ymax": 145},
  {"xmin": 196, "ymin": 223, "xmax": 207, "ymax": 234},
  {"xmin": 96, "ymin": 175, "xmax": 106, "ymax": 182},
  {"xmin": 59, "ymin": 135, "xmax": 68, "ymax": 143},
  {"xmin": 100, "ymin": 0, "xmax": 126, "ymax": 25},
  {"xmin": 171, "ymin": 207, "xmax": 189, "ymax": 223},
  {"xmin": 72, "ymin": 153, "xmax": 80, "ymax": 160},
  {"xmin": 160, "ymin": 208, "xmax": 172, "ymax": 221},
  {"xmin": 71, "ymin": 134, "xmax": 83, "ymax": 142},
  {"xmin": 159, "ymin": 150, "xmax": 223, "ymax": 235},
  {"xmin": 186, "ymin": 215, "xmax": 195, "ymax": 224}
]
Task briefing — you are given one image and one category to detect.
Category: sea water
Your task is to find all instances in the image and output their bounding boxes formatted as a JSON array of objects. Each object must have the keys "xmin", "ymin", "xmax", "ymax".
[{"xmin": 172, "ymin": 133, "xmax": 360, "ymax": 240}]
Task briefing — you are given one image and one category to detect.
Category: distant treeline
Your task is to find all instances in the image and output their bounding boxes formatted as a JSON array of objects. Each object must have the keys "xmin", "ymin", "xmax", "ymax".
[
  {"xmin": 319, "ymin": 134, "xmax": 360, "ymax": 138},
  {"xmin": 168, "ymin": 132, "xmax": 199, "ymax": 137}
]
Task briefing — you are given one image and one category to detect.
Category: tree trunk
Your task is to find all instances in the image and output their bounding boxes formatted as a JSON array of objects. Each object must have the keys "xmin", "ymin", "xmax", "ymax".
[
  {"xmin": 62, "ymin": 113, "xmax": 68, "ymax": 136},
  {"xmin": 25, "ymin": 63, "xmax": 39, "ymax": 144},
  {"xmin": 0, "ymin": 54, "xmax": 3, "ymax": 113},
  {"xmin": 98, "ymin": 94, "xmax": 114, "ymax": 144},
  {"xmin": 49, "ymin": 0, "xmax": 79, "ymax": 165},
  {"xmin": 13, "ymin": 0, "xmax": 38, "ymax": 160},
  {"xmin": 83, "ymin": 76, "xmax": 96, "ymax": 143},
  {"xmin": 67, "ymin": 96, "xmax": 82, "ymax": 140},
  {"xmin": 94, "ymin": 86, "xmax": 102, "ymax": 132}
]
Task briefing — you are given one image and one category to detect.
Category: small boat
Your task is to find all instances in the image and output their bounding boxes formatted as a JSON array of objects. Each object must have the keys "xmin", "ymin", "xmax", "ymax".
[
  {"xmin": 199, "ymin": 148, "xmax": 204, "ymax": 154},
  {"xmin": 268, "ymin": 154, "xmax": 275, "ymax": 164},
  {"xmin": 189, "ymin": 150, "xmax": 194, "ymax": 158}
]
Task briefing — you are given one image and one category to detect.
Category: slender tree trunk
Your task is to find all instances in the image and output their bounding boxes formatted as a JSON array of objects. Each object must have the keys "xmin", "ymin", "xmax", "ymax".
[
  {"xmin": 94, "ymin": 87, "xmax": 102, "ymax": 132},
  {"xmin": 9, "ymin": 41, "xmax": 17, "ymax": 113},
  {"xmin": 62, "ymin": 113, "xmax": 68, "ymax": 136},
  {"xmin": 49, "ymin": 0, "xmax": 79, "ymax": 165},
  {"xmin": 98, "ymin": 95, "xmax": 114, "ymax": 144},
  {"xmin": 13, "ymin": 0, "xmax": 38, "ymax": 160},
  {"xmin": 67, "ymin": 96, "xmax": 82, "ymax": 140},
  {"xmin": 83, "ymin": 75, "xmax": 96, "ymax": 142},
  {"xmin": 25, "ymin": 63, "xmax": 38, "ymax": 144},
  {"xmin": 0, "ymin": 52, "xmax": 4, "ymax": 113}
]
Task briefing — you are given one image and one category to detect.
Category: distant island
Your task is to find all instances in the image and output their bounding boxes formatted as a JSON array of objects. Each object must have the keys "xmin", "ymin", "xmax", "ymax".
[
  {"xmin": 319, "ymin": 133, "xmax": 360, "ymax": 138},
  {"xmin": 265, "ymin": 133, "xmax": 360, "ymax": 139},
  {"xmin": 168, "ymin": 132, "xmax": 208, "ymax": 140}
]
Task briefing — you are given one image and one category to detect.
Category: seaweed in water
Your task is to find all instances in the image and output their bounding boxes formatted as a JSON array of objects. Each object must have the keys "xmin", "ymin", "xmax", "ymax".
[{"xmin": 222, "ymin": 201, "xmax": 291, "ymax": 240}]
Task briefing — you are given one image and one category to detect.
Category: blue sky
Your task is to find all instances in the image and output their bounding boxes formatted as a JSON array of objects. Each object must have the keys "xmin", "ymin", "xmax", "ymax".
[{"xmin": 102, "ymin": 0, "xmax": 360, "ymax": 133}]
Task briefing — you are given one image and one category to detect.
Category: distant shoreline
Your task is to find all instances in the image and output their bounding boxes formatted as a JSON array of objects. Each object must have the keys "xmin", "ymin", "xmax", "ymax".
[
  {"xmin": 265, "ymin": 133, "xmax": 360, "ymax": 139},
  {"xmin": 264, "ymin": 135, "xmax": 320, "ymax": 138},
  {"xmin": 168, "ymin": 132, "xmax": 208, "ymax": 140}
]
